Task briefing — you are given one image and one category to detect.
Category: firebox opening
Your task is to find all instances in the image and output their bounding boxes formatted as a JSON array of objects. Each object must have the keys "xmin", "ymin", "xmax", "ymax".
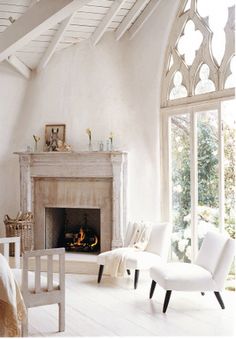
[{"xmin": 45, "ymin": 208, "xmax": 100, "ymax": 253}]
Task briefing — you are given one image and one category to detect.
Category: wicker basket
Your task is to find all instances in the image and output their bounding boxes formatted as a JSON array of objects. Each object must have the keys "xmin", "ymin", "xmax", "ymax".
[{"xmin": 4, "ymin": 212, "xmax": 34, "ymax": 255}]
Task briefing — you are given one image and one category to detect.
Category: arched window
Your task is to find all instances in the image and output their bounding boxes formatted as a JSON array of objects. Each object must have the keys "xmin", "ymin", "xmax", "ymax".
[{"xmin": 161, "ymin": 0, "xmax": 235, "ymax": 263}]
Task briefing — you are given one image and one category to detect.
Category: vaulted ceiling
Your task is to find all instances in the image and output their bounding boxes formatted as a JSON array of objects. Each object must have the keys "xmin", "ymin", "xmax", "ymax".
[{"xmin": 0, "ymin": 0, "xmax": 161, "ymax": 78}]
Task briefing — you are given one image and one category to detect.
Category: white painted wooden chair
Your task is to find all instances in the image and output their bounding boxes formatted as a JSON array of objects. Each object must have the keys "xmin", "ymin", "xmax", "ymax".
[{"xmin": 0, "ymin": 237, "xmax": 65, "ymax": 337}]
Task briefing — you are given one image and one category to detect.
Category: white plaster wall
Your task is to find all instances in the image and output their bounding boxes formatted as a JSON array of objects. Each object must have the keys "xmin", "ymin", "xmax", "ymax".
[
  {"xmin": 0, "ymin": 62, "xmax": 28, "ymax": 235},
  {"xmin": 0, "ymin": 0, "xmax": 178, "ymax": 234}
]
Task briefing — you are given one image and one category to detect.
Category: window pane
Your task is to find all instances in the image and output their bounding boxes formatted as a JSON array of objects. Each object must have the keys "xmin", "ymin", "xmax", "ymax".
[
  {"xmin": 169, "ymin": 71, "xmax": 188, "ymax": 100},
  {"xmin": 177, "ymin": 20, "xmax": 203, "ymax": 66},
  {"xmin": 222, "ymin": 100, "xmax": 236, "ymax": 238},
  {"xmin": 197, "ymin": 110, "xmax": 219, "ymax": 245},
  {"xmin": 225, "ymin": 56, "xmax": 236, "ymax": 89},
  {"xmin": 195, "ymin": 64, "xmax": 215, "ymax": 95},
  {"xmin": 197, "ymin": 0, "xmax": 231, "ymax": 65},
  {"xmin": 171, "ymin": 114, "xmax": 191, "ymax": 262}
]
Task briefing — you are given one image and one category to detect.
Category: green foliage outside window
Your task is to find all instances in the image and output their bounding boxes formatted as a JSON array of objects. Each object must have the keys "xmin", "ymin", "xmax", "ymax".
[{"xmin": 171, "ymin": 113, "xmax": 235, "ymax": 264}]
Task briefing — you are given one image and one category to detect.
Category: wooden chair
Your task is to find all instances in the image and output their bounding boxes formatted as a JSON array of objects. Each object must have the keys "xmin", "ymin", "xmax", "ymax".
[
  {"xmin": 0, "ymin": 236, "xmax": 20, "ymax": 268},
  {"xmin": 0, "ymin": 237, "xmax": 65, "ymax": 336}
]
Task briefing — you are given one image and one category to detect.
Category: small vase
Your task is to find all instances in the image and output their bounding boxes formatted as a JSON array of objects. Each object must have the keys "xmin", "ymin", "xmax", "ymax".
[
  {"xmin": 34, "ymin": 141, "xmax": 38, "ymax": 152},
  {"xmin": 88, "ymin": 141, "xmax": 93, "ymax": 151}
]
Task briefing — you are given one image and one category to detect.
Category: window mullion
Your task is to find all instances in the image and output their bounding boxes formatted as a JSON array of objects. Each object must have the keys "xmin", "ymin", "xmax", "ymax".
[
  {"xmin": 218, "ymin": 104, "xmax": 224, "ymax": 233},
  {"xmin": 190, "ymin": 111, "xmax": 198, "ymax": 261}
]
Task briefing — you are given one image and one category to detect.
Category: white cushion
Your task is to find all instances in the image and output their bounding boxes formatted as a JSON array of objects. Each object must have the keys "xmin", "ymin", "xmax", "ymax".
[
  {"xmin": 97, "ymin": 249, "xmax": 163, "ymax": 270},
  {"xmin": 12, "ymin": 268, "xmax": 59, "ymax": 292},
  {"xmin": 150, "ymin": 263, "xmax": 216, "ymax": 291},
  {"xmin": 125, "ymin": 252, "xmax": 163, "ymax": 270}
]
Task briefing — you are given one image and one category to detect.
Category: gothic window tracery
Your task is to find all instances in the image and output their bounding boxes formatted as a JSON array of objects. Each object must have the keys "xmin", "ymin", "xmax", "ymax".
[{"xmin": 162, "ymin": 0, "xmax": 235, "ymax": 106}]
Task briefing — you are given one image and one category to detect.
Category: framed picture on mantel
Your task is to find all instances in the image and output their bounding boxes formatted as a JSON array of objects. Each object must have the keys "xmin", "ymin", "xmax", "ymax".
[{"xmin": 45, "ymin": 124, "xmax": 66, "ymax": 151}]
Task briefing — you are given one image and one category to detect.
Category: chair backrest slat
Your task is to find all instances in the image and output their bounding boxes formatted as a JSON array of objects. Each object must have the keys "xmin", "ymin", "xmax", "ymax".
[
  {"xmin": 15, "ymin": 240, "xmax": 20, "ymax": 269},
  {"xmin": 35, "ymin": 256, "xmax": 41, "ymax": 293},
  {"xmin": 59, "ymin": 251, "xmax": 65, "ymax": 292},
  {"xmin": 47, "ymin": 254, "xmax": 53, "ymax": 291},
  {"xmin": 3, "ymin": 243, "xmax": 9, "ymax": 262}
]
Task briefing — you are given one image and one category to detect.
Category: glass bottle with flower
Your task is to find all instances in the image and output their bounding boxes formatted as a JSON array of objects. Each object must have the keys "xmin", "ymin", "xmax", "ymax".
[
  {"xmin": 86, "ymin": 128, "xmax": 92, "ymax": 151},
  {"xmin": 33, "ymin": 135, "xmax": 40, "ymax": 152},
  {"xmin": 109, "ymin": 132, "xmax": 113, "ymax": 151}
]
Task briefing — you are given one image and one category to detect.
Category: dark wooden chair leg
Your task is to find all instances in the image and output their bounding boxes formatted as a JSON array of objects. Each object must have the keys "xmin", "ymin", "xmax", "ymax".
[
  {"xmin": 149, "ymin": 280, "xmax": 157, "ymax": 299},
  {"xmin": 127, "ymin": 269, "xmax": 131, "ymax": 275},
  {"xmin": 163, "ymin": 290, "xmax": 172, "ymax": 313},
  {"xmin": 214, "ymin": 291, "xmax": 225, "ymax": 309},
  {"xmin": 134, "ymin": 269, "xmax": 140, "ymax": 289},
  {"xmin": 201, "ymin": 292, "xmax": 205, "ymax": 296},
  {"xmin": 97, "ymin": 265, "xmax": 104, "ymax": 283}
]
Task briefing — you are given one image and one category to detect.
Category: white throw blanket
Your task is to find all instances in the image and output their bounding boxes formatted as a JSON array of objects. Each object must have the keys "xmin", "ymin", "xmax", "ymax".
[
  {"xmin": 0, "ymin": 254, "xmax": 26, "ymax": 337},
  {"xmin": 105, "ymin": 222, "xmax": 152, "ymax": 277}
]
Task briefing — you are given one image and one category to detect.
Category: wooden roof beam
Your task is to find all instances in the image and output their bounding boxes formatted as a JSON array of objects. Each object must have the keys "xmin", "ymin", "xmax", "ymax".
[
  {"xmin": 128, "ymin": 0, "xmax": 162, "ymax": 40},
  {"xmin": 37, "ymin": 14, "xmax": 75, "ymax": 72},
  {"xmin": 7, "ymin": 55, "xmax": 31, "ymax": 79},
  {"xmin": 115, "ymin": 0, "xmax": 150, "ymax": 41},
  {"xmin": 91, "ymin": 0, "xmax": 126, "ymax": 46},
  {"xmin": 0, "ymin": 0, "xmax": 92, "ymax": 63}
]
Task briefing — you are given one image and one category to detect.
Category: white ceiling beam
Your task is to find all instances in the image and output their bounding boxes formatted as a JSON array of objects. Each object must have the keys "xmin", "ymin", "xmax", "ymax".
[
  {"xmin": 7, "ymin": 55, "xmax": 31, "ymax": 79},
  {"xmin": 115, "ymin": 0, "xmax": 150, "ymax": 41},
  {"xmin": 91, "ymin": 0, "xmax": 126, "ymax": 46},
  {"xmin": 37, "ymin": 14, "xmax": 75, "ymax": 72},
  {"xmin": 0, "ymin": 0, "xmax": 92, "ymax": 63},
  {"xmin": 128, "ymin": 0, "xmax": 162, "ymax": 40}
]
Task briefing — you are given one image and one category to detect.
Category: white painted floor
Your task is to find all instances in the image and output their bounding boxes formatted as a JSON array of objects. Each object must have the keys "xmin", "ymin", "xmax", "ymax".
[{"xmin": 28, "ymin": 272, "xmax": 236, "ymax": 337}]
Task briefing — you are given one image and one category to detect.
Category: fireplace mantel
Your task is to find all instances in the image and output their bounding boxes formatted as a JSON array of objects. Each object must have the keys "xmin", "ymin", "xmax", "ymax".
[{"xmin": 15, "ymin": 151, "xmax": 128, "ymax": 250}]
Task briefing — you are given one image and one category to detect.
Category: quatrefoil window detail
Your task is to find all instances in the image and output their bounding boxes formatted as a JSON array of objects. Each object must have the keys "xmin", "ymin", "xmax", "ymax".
[
  {"xmin": 197, "ymin": 0, "xmax": 234, "ymax": 65},
  {"xmin": 177, "ymin": 20, "xmax": 203, "ymax": 66}
]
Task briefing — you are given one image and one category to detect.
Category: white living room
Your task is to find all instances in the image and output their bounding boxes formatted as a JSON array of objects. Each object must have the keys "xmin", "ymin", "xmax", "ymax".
[{"xmin": 0, "ymin": 0, "xmax": 235, "ymax": 337}]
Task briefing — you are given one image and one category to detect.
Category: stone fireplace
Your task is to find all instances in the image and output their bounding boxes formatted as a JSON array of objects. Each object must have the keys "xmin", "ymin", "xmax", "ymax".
[{"xmin": 15, "ymin": 151, "xmax": 127, "ymax": 252}]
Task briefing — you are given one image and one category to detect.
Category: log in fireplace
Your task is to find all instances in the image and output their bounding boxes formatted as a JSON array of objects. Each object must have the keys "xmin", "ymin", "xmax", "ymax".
[
  {"xmin": 45, "ymin": 207, "xmax": 100, "ymax": 253},
  {"xmin": 64, "ymin": 213, "xmax": 99, "ymax": 252}
]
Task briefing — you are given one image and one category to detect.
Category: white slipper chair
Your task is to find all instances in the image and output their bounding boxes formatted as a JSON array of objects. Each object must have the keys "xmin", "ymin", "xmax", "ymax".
[
  {"xmin": 149, "ymin": 231, "xmax": 235, "ymax": 313},
  {"xmin": 97, "ymin": 222, "xmax": 171, "ymax": 289}
]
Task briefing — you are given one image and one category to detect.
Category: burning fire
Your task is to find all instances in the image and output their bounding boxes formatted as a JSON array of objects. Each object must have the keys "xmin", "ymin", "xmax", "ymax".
[
  {"xmin": 76, "ymin": 227, "xmax": 86, "ymax": 245},
  {"xmin": 66, "ymin": 226, "xmax": 99, "ymax": 251}
]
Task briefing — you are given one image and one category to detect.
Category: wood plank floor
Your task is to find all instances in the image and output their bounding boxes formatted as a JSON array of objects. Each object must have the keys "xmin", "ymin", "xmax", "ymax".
[{"xmin": 28, "ymin": 272, "xmax": 236, "ymax": 337}]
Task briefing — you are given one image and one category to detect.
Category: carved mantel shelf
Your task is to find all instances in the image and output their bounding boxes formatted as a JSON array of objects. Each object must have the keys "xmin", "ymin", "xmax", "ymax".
[{"xmin": 15, "ymin": 151, "xmax": 128, "ymax": 250}]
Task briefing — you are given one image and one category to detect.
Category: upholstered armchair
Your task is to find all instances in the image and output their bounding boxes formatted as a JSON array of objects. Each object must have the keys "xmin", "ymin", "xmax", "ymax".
[
  {"xmin": 97, "ymin": 222, "xmax": 171, "ymax": 289},
  {"xmin": 149, "ymin": 231, "xmax": 235, "ymax": 313}
]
